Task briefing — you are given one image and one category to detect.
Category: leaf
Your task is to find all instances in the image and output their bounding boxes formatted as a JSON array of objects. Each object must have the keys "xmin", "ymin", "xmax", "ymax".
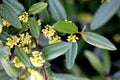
[
  {"xmin": 90, "ymin": 0, "xmax": 120, "ymax": 30},
  {"xmin": 30, "ymin": 71, "xmax": 44, "ymax": 80},
  {"xmin": 0, "ymin": 58, "xmax": 19, "ymax": 78},
  {"xmin": 65, "ymin": 42, "xmax": 78, "ymax": 69},
  {"xmin": 0, "ymin": 46, "xmax": 10, "ymax": 58},
  {"xmin": 48, "ymin": 0, "xmax": 67, "ymax": 21},
  {"xmin": 15, "ymin": 46, "xmax": 32, "ymax": 67},
  {"xmin": 3, "ymin": 0, "xmax": 25, "ymax": 15},
  {"xmin": 53, "ymin": 21, "xmax": 78, "ymax": 34},
  {"xmin": 82, "ymin": 32, "xmax": 117, "ymax": 51},
  {"xmin": 29, "ymin": 18, "xmax": 40, "ymax": 39},
  {"xmin": 0, "ymin": 70, "xmax": 11, "ymax": 80},
  {"xmin": 42, "ymin": 41, "xmax": 70, "ymax": 60},
  {"xmin": 29, "ymin": 2, "xmax": 48, "ymax": 15},
  {"xmin": 0, "ymin": 4, "xmax": 22, "ymax": 28},
  {"xmin": 52, "ymin": 73, "xmax": 89, "ymax": 80},
  {"xmin": 102, "ymin": 50, "xmax": 111, "ymax": 74},
  {"xmin": 84, "ymin": 50, "xmax": 105, "ymax": 74},
  {"xmin": 0, "ymin": 31, "xmax": 11, "ymax": 41}
]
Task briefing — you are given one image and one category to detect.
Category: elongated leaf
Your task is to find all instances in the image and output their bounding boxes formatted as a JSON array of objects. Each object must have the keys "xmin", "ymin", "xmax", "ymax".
[
  {"xmin": 30, "ymin": 71, "xmax": 44, "ymax": 80},
  {"xmin": 42, "ymin": 41, "xmax": 70, "ymax": 60},
  {"xmin": 0, "ymin": 31, "xmax": 11, "ymax": 41},
  {"xmin": 3, "ymin": 0, "xmax": 25, "ymax": 15},
  {"xmin": 82, "ymin": 32, "xmax": 117, "ymax": 50},
  {"xmin": 48, "ymin": 0, "xmax": 67, "ymax": 20},
  {"xmin": 84, "ymin": 50, "xmax": 105, "ymax": 74},
  {"xmin": 1, "ymin": 58, "xmax": 18, "ymax": 78},
  {"xmin": 0, "ymin": 46, "xmax": 10, "ymax": 58},
  {"xmin": 90, "ymin": 0, "xmax": 120, "ymax": 30},
  {"xmin": 15, "ymin": 46, "xmax": 32, "ymax": 67},
  {"xmin": 29, "ymin": 2, "xmax": 48, "ymax": 14},
  {"xmin": 65, "ymin": 42, "xmax": 78, "ymax": 69},
  {"xmin": 0, "ymin": 70, "xmax": 11, "ymax": 80},
  {"xmin": 53, "ymin": 21, "xmax": 78, "ymax": 34},
  {"xmin": 52, "ymin": 74, "xmax": 89, "ymax": 80},
  {"xmin": 29, "ymin": 18, "xmax": 40, "ymax": 39},
  {"xmin": 102, "ymin": 50, "xmax": 111, "ymax": 74},
  {"xmin": 0, "ymin": 4, "xmax": 22, "ymax": 28}
]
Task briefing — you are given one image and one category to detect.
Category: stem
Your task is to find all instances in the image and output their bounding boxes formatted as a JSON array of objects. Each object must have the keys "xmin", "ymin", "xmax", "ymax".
[
  {"xmin": 33, "ymin": 38, "xmax": 48, "ymax": 80},
  {"xmin": 77, "ymin": 32, "xmax": 82, "ymax": 35}
]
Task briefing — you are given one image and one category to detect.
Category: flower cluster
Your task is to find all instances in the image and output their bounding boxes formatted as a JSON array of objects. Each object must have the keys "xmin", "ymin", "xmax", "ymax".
[
  {"xmin": 30, "ymin": 51, "xmax": 45, "ymax": 67},
  {"xmin": 13, "ymin": 56, "xmax": 25, "ymax": 68},
  {"xmin": 6, "ymin": 32, "xmax": 32, "ymax": 54},
  {"xmin": 37, "ymin": 19, "xmax": 41, "ymax": 26},
  {"xmin": 42, "ymin": 25, "xmax": 61, "ymax": 44},
  {"xmin": 19, "ymin": 12, "xmax": 29, "ymax": 23},
  {"xmin": 101, "ymin": 0, "xmax": 110, "ymax": 3},
  {"xmin": 2, "ymin": 18, "xmax": 11, "ymax": 27},
  {"xmin": 67, "ymin": 34, "xmax": 79, "ymax": 42}
]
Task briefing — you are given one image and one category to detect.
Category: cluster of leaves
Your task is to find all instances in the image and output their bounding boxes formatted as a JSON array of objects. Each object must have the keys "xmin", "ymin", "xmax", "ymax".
[{"xmin": 0, "ymin": 0, "xmax": 120, "ymax": 80}]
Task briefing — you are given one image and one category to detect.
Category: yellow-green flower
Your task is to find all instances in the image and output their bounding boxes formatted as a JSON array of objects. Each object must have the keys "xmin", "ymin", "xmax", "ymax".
[
  {"xmin": 49, "ymin": 35, "xmax": 61, "ymax": 44},
  {"xmin": 19, "ymin": 12, "xmax": 29, "ymax": 23},
  {"xmin": 6, "ymin": 36, "xmax": 20, "ymax": 48},
  {"xmin": 42, "ymin": 25, "xmax": 56, "ymax": 39},
  {"xmin": 37, "ymin": 19, "xmax": 41, "ymax": 26},
  {"xmin": 67, "ymin": 34, "xmax": 79, "ymax": 42},
  {"xmin": 101, "ymin": 0, "xmax": 110, "ymax": 3},
  {"xmin": 22, "ymin": 47, "xmax": 30, "ymax": 54},
  {"xmin": 19, "ymin": 33, "xmax": 32, "ymax": 46},
  {"xmin": 30, "ymin": 51, "xmax": 45, "ymax": 67},
  {"xmin": 2, "ymin": 18, "xmax": 11, "ymax": 27},
  {"xmin": 13, "ymin": 56, "xmax": 25, "ymax": 68}
]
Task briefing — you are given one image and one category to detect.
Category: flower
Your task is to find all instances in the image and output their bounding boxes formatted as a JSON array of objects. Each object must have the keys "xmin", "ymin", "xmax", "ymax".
[
  {"xmin": 42, "ymin": 25, "xmax": 56, "ymax": 39},
  {"xmin": 13, "ymin": 56, "xmax": 25, "ymax": 68},
  {"xmin": 19, "ymin": 32, "xmax": 32, "ymax": 46},
  {"xmin": 37, "ymin": 19, "xmax": 41, "ymax": 26},
  {"xmin": 6, "ymin": 36, "xmax": 20, "ymax": 48},
  {"xmin": 101, "ymin": 0, "xmax": 110, "ymax": 3},
  {"xmin": 30, "ymin": 51, "xmax": 45, "ymax": 67},
  {"xmin": 67, "ymin": 34, "xmax": 79, "ymax": 42},
  {"xmin": 49, "ymin": 35, "xmax": 61, "ymax": 44},
  {"xmin": 2, "ymin": 18, "xmax": 11, "ymax": 27},
  {"xmin": 19, "ymin": 12, "xmax": 29, "ymax": 23}
]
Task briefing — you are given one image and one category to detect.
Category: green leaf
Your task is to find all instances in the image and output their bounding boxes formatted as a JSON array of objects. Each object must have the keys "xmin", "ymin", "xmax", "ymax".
[
  {"xmin": 3, "ymin": 0, "xmax": 25, "ymax": 15},
  {"xmin": 0, "ymin": 58, "xmax": 18, "ymax": 78},
  {"xmin": 42, "ymin": 41, "xmax": 70, "ymax": 60},
  {"xmin": 102, "ymin": 50, "xmax": 111, "ymax": 74},
  {"xmin": 90, "ymin": 0, "xmax": 120, "ymax": 30},
  {"xmin": 15, "ymin": 46, "xmax": 32, "ymax": 67},
  {"xmin": 82, "ymin": 32, "xmax": 117, "ymax": 51},
  {"xmin": 0, "ymin": 31, "xmax": 11, "ymax": 41},
  {"xmin": 65, "ymin": 42, "xmax": 78, "ymax": 69},
  {"xmin": 0, "ymin": 46, "xmax": 10, "ymax": 58},
  {"xmin": 48, "ymin": 0, "xmax": 67, "ymax": 21},
  {"xmin": 52, "ymin": 74, "xmax": 89, "ymax": 80},
  {"xmin": 84, "ymin": 50, "xmax": 105, "ymax": 74},
  {"xmin": 29, "ymin": 2, "xmax": 48, "ymax": 15},
  {"xmin": 29, "ymin": 18, "xmax": 40, "ymax": 39},
  {"xmin": 0, "ymin": 70, "xmax": 11, "ymax": 80},
  {"xmin": 53, "ymin": 21, "xmax": 78, "ymax": 34},
  {"xmin": 0, "ymin": 4, "xmax": 22, "ymax": 28}
]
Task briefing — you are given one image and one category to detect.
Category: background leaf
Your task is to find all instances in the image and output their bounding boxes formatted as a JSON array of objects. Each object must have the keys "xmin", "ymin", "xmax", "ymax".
[
  {"xmin": 84, "ymin": 50, "xmax": 105, "ymax": 74},
  {"xmin": 53, "ymin": 21, "xmax": 78, "ymax": 34},
  {"xmin": 15, "ymin": 46, "xmax": 32, "ymax": 67},
  {"xmin": 29, "ymin": 17, "xmax": 40, "ymax": 39},
  {"xmin": 0, "ymin": 58, "xmax": 18, "ymax": 78},
  {"xmin": 42, "ymin": 41, "xmax": 70, "ymax": 60},
  {"xmin": 3, "ymin": 0, "xmax": 25, "ymax": 15},
  {"xmin": 29, "ymin": 2, "xmax": 48, "ymax": 15},
  {"xmin": 0, "ymin": 46, "xmax": 10, "ymax": 58},
  {"xmin": 0, "ymin": 70, "xmax": 11, "ymax": 80},
  {"xmin": 0, "ymin": 31, "xmax": 11, "ymax": 41},
  {"xmin": 82, "ymin": 32, "xmax": 117, "ymax": 50},
  {"xmin": 65, "ymin": 42, "xmax": 78, "ymax": 69},
  {"xmin": 0, "ymin": 4, "xmax": 22, "ymax": 28},
  {"xmin": 48, "ymin": 0, "xmax": 67, "ymax": 21},
  {"xmin": 52, "ymin": 73, "xmax": 89, "ymax": 80},
  {"xmin": 102, "ymin": 50, "xmax": 111, "ymax": 74},
  {"xmin": 90, "ymin": 0, "xmax": 120, "ymax": 30}
]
